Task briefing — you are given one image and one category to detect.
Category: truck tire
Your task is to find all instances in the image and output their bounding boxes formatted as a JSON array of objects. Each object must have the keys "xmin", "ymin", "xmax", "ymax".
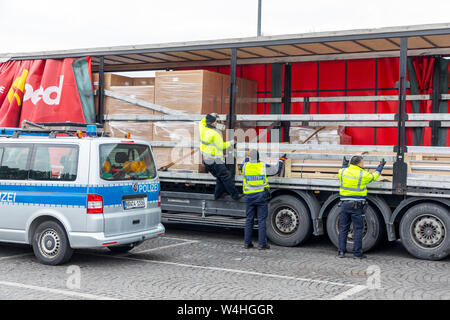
[
  {"xmin": 266, "ymin": 195, "xmax": 312, "ymax": 247},
  {"xmin": 32, "ymin": 220, "xmax": 73, "ymax": 265},
  {"xmin": 326, "ymin": 203, "xmax": 385, "ymax": 253},
  {"xmin": 399, "ymin": 203, "xmax": 450, "ymax": 261}
]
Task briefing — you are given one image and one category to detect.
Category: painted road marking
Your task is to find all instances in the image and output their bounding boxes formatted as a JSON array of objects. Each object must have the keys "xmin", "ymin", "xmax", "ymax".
[
  {"xmin": 0, "ymin": 253, "xmax": 33, "ymax": 261},
  {"xmin": 0, "ymin": 281, "xmax": 118, "ymax": 300},
  {"xmin": 331, "ymin": 285, "xmax": 368, "ymax": 300},
  {"xmin": 133, "ymin": 240, "xmax": 199, "ymax": 254},
  {"xmin": 84, "ymin": 251, "xmax": 356, "ymax": 289}
]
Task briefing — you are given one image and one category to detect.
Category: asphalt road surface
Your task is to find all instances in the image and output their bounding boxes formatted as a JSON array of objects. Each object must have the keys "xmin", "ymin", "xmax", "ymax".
[{"xmin": 0, "ymin": 223, "xmax": 448, "ymax": 300}]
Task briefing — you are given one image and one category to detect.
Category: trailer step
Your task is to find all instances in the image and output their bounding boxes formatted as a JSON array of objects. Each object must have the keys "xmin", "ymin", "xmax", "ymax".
[{"xmin": 162, "ymin": 212, "xmax": 256, "ymax": 229}]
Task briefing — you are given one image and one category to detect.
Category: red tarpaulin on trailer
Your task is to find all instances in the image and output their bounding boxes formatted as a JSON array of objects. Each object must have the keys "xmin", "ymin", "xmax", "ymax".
[
  {"xmin": 179, "ymin": 56, "xmax": 449, "ymax": 146},
  {"xmin": 0, "ymin": 58, "xmax": 90, "ymax": 127}
]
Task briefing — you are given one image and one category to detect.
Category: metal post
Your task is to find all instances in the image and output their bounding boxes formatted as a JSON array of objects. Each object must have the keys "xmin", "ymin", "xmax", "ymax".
[
  {"xmin": 257, "ymin": 0, "xmax": 262, "ymax": 37},
  {"xmin": 97, "ymin": 56, "xmax": 105, "ymax": 124},
  {"xmin": 226, "ymin": 48, "xmax": 238, "ymax": 173},
  {"xmin": 393, "ymin": 37, "xmax": 408, "ymax": 195},
  {"xmin": 431, "ymin": 58, "xmax": 442, "ymax": 146},
  {"xmin": 228, "ymin": 48, "xmax": 237, "ymax": 130},
  {"xmin": 282, "ymin": 63, "xmax": 292, "ymax": 142}
]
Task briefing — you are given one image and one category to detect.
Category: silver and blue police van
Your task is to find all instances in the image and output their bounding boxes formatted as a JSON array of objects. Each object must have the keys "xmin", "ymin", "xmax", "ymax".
[{"xmin": 0, "ymin": 123, "xmax": 165, "ymax": 265}]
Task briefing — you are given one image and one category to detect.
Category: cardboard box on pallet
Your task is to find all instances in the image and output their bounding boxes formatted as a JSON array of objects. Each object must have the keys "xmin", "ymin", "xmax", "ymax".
[
  {"xmin": 222, "ymin": 75, "xmax": 258, "ymax": 136},
  {"xmin": 221, "ymin": 75, "xmax": 258, "ymax": 115},
  {"xmin": 98, "ymin": 70, "xmax": 257, "ymax": 173},
  {"xmin": 104, "ymin": 121, "xmax": 153, "ymax": 141},
  {"xmin": 152, "ymin": 148, "xmax": 205, "ymax": 172},
  {"xmin": 154, "ymin": 70, "xmax": 222, "ymax": 114},
  {"xmin": 92, "ymin": 73, "xmax": 134, "ymax": 88},
  {"xmin": 104, "ymin": 85, "xmax": 155, "ymax": 115},
  {"xmin": 153, "ymin": 70, "xmax": 224, "ymax": 173},
  {"xmin": 152, "ymin": 121, "xmax": 196, "ymax": 141},
  {"xmin": 152, "ymin": 120, "xmax": 201, "ymax": 172},
  {"xmin": 100, "ymin": 75, "xmax": 156, "ymax": 143},
  {"xmin": 92, "ymin": 73, "xmax": 149, "ymax": 114},
  {"xmin": 289, "ymin": 126, "xmax": 352, "ymax": 145},
  {"xmin": 133, "ymin": 77, "xmax": 155, "ymax": 86}
]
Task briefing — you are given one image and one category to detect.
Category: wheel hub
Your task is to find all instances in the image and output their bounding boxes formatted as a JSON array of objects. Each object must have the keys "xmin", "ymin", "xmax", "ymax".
[
  {"xmin": 39, "ymin": 229, "xmax": 61, "ymax": 258},
  {"xmin": 412, "ymin": 215, "xmax": 445, "ymax": 248},
  {"xmin": 274, "ymin": 208, "xmax": 299, "ymax": 235}
]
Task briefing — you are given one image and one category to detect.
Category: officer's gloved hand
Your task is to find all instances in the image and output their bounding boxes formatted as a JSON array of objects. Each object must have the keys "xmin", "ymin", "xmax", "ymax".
[
  {"xmin": 376, "ymin": 158, "xmax": 386, "ymax": 172},
  {"xmin": 342, "ymin": 156, "xmax": 349, "ymax": 168}
]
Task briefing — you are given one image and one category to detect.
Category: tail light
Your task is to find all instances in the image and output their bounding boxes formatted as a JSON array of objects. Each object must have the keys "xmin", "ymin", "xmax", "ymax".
[
  {"xmin": 87, "ymin": 194, "xmax": 103, "ymax": 214},
  {"xmin": 158, "ymin": 190, "xmax": 161, "ymax": 207}
]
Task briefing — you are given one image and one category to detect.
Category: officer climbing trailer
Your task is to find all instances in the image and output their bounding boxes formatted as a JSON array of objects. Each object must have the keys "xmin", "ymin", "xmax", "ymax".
[{"xmin": 3, "ymin": 23, "xmax": 450, "ymax": 260}]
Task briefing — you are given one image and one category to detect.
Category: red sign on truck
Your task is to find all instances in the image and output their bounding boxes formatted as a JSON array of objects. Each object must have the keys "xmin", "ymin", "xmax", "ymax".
[{"xmin": 0, "ymin": 58, "xmax": 91, "ymax": 127}]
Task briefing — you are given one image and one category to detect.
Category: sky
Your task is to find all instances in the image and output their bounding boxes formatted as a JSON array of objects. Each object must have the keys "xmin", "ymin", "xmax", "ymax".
[{"xmin": 1, "ymin": 0, "xmax": 450, "ymax": 55}]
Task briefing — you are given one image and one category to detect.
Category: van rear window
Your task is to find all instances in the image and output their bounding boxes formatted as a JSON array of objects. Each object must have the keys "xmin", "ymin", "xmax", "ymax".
[{"xmin": 100, "ymin": 144, "xmax": 157, "ymax": 181}]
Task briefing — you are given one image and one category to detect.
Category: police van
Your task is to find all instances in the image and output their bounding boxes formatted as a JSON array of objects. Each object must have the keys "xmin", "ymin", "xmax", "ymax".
[{"xmin": 0, "ymin": 123, "xmax": 165, "ymax": 265}]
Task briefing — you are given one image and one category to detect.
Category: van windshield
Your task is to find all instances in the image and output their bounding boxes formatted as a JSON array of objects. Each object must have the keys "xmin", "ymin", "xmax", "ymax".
[{"xmin": 100, "ymin": 144, "xmax": 157, "ymax": 181}]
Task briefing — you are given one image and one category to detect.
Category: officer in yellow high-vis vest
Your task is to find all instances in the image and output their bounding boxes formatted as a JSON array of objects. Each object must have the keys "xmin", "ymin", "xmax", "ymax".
[
  {"xmin": 242, "ymin": 149, "xmax": 286, "ymax": 250},
  {"xmin": 337, "ymin": 155, "xmax": 385, "ymax": 259},
  {"xmin": 199, "ymin": 113, "xmax": 241, "ymax": 200}
]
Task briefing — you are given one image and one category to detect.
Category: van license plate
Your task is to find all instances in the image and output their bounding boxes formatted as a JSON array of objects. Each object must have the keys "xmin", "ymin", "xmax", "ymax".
[{"xmin": 123, "ymin": 198, "xmax": 146, "ymax": 210}]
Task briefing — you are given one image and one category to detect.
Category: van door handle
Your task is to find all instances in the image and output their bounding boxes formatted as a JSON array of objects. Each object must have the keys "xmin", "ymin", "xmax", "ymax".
[{"xmin": 132, "ymin": 220, "xmax": 140, "ymax": 225}]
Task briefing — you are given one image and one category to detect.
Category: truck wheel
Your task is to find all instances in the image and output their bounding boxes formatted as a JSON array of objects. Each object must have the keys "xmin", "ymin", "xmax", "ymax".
[
  {"xmin": 267, "ymin": 195, "xmax": 312, "ymax": 246},
  {"xmin": 32, "ymin": 220, "xmax": 73, "ymax": 265},
  {"xmin": 326, "ymin": 203, "xmax": 385, "ymax": 253},
  {"xmin": 399, "ymin": 203, "xmax": 450, "ymax": 261}
]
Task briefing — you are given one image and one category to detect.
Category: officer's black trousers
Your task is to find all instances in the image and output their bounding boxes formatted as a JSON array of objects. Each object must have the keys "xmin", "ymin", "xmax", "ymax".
[{"xmin": 203, "ymin": 161, "xmax": 239, "ymax": 199}]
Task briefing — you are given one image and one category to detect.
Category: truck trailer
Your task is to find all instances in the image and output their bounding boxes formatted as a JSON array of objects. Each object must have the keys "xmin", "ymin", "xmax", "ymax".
[{"xmin": 2, "ymin": 23, "xmax": 450, "ymax": 261}]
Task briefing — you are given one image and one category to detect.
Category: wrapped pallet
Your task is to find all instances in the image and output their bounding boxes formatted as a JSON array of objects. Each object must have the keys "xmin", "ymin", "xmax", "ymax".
[
  {"xmin": 104, "ymin": 121, "xmax": 153, "ymax": 141},
  {"xmin": 104, "ymin": 85, "xmax": 155, "ymax": 116},
  {"xmin": 152, "ymin": 70, "xmax": 257, "ymax": 173},
  {"xmin": 154, "ymin": 70, "xmax": 223, "ymax": 114},
  {"xmin": 96, "ymin": 70, "xmax": 257, "ymax": 173},
  {"xmin": 92, "ymin": 73, "xmax": 135, "ymax": 88},
  {"xmin": 221, "ymin": 74, "xmax": 258, "ymax": 115},
  {"xmin": 289, "ymin": 126, "xmax": 352, "ymax": 145},
  {"xmin": 152, "ymin": 120, "xmax": 202, "ymax": 171},
  {"xmin": 100, "ymin": 75, "xmax": 156, "ymax": 142}
]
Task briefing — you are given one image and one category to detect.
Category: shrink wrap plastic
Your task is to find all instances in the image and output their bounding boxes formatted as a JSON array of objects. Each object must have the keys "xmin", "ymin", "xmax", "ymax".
[{"xmin": 289, "ymin": 126, "xmax": 352, "ymax": 145}]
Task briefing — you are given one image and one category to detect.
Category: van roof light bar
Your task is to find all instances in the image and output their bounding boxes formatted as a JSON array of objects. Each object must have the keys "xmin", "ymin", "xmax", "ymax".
[{"xmin": 16, "ymin": 120, "xmax": 105, "ymax": 138}]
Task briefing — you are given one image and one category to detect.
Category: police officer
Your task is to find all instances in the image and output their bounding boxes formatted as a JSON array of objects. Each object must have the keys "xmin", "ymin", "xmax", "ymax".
[
  {"xmin": 199, "ymin": 113, "xmax": 241, "ymax": 200},
  {"xmin": 242, "ymin": 149, "xmax": 286, "ymax": 250},
  {"xmin": 337, "ymin": 155, "xmax": 385, "ymax": 259}
]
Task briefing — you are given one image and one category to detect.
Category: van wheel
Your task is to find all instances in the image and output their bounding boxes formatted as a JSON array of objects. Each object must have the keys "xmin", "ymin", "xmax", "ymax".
[
  {"xmin": 32, "ymin": 221, "xmax": 73, "ymax": 265},
  {"xmin": 326, "ymin": 203, "xmax": 385, "ymax": 253},
  {"xmin": 108, "ymin": 243, "xmax": 136, "ymax": 253},
  {"xmin": 266, "ymin": 195, "xmax": 312, "ymax": 246},
  {"xmin": 399, "ymin": 203, "xmax": 450, "ymax": 261}
]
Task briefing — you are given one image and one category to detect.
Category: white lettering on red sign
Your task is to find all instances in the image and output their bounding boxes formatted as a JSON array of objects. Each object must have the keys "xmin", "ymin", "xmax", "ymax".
[{"xmin": 23, "ymin": 75, "xmax": 64, "ymax": 106}]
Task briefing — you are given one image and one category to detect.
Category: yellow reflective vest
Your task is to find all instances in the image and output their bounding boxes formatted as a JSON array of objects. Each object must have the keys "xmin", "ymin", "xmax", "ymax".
[
  {"xmin": 242, "ymin": 161, "xmax": 269, "ymax": 194},
  {"xmin": 338, "ymin": 164, "xmax": 380, "ymax": 197},
  {"xmin": 198, "ymin": 117, "xmax": 230, "ymax": 161}
]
